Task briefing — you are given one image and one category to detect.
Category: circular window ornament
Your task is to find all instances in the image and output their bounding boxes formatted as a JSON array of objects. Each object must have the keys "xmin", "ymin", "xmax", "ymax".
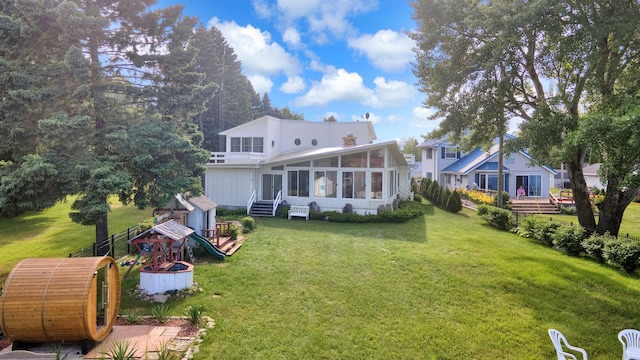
[
  {"xmin": 294, "ymin": 138, "xmax": 301, "ymax": 146},
  {"xmin": 311, "ymin": 139, "xmax": 318, "ymax": 146}
]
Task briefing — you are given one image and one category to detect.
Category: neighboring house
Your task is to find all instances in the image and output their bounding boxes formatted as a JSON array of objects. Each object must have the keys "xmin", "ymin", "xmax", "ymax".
[
  {"xmin": 583, "ymin": 163, "xmax": 605, "ymax": 190},
  {"xmin": 204, "ymin": 115, "xmax": 412, "ymax": 215},
  {"xmin": 417, "ymin": 135, "xmax": 557, "ymax": 198}
]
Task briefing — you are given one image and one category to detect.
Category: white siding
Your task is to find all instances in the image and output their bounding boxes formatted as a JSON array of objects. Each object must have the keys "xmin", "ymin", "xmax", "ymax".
[{"xmin": 205, "ymin": 168, "xmax": 255, "ymax": 208}]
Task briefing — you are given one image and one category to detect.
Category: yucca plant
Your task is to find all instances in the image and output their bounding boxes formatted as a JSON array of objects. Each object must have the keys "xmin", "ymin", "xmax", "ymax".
[
  {"xmin": 151, "ymin": 304, "xmax": 171, "ymax": 324},
  {"xmin": 155, "ymin": 340, "xmax": 180, "ymax": 360},
  {"xmin": 185, "ymin": 304, "xmax": 207, "ymax": 325},
  {"xmin": 102, "ymin": 340, "xmax": 137, "ymax": 360},
  {"xmin": 122, "ymin": 309, "xmax": 143, "ymax": 324}
]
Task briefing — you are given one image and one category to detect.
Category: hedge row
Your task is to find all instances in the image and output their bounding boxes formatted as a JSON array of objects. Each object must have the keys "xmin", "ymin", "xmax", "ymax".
[
  {"xmin": 277, "ymin": 200, "xmax": 426, "ymax": 223},
  {"xmin": 418, "ymin": 178, "xmax": 462, "ymax": 213},
  {"xmin": 516, "ymin": 216, "xmax": 640, "ymax": 273}
]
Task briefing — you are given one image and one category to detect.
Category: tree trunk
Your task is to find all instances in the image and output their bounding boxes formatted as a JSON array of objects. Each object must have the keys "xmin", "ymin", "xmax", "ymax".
[
  {"xmin": 566, "ymin": 154, "xmax": 596, "ymax": 233},
  {"xmin": 596, "ymin": 176, "xmax": 638, "ymax": 236},
  {"xmin": 95, "ymin": 214, "xmax": 109, "ymax": 256}
]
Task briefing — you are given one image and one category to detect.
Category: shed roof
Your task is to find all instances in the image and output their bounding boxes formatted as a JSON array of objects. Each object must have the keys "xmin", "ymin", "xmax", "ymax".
[
  {"xmin": 151, "ymin": 220, "xmax": 194, "ymax": 241},
  {"xmin": 186, "ymin": 194, "xmax": 217, "ymax": 212}
]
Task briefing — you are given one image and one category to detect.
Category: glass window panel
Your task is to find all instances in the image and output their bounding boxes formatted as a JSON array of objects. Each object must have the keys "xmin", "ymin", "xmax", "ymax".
[
  {"xmin": 287, "ymin": 171, "xmax": 298, "ymax": 196},
  {"xmin": 314, "ymin": 171, "xmax": 326, "ymax": 197},
  {"xmin": 289, "ymin": 161, "xmax": 311, "ymax": 167},
  {"xmin": 354, "ymin": 172, "xmax": 366, "ymax": 199},
  {"xmin": 341, "ymin": 152, "xmax": 367, "ymax": 168},
  {"xmin": 253, "ymin": 137, "xmax": 263, "ymax": 153},
  {"xmin": 342, "ymin": 172, "xmax": 353, "ymax": 198},
  {"xmin": 241, "ymin": 137, "xmax": 252, "ymax": 152},
  {"xmin": 326, "ymin": 171, "xmax": 337, "ymax": 198},
  {"xmin": 230, "ymin": 137, "xmax": 241, "ymax": 152},
  {"xmin": 369, "ymin": 149, "xmax": 384, "ymax": 168},
  {"xmin": 371, "ymin": 172, "xmax": 383, "ymax": 199},
  {"xmin": 299, "ymin": 171, "xmax": 310, "ymax": 197},
  {"xmin": 314, "ymin": 157, "xmax": 339, "ymax": 167}
]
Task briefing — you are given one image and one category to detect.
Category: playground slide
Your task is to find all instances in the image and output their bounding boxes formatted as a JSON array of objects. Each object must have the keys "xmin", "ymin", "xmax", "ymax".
[{"xmin": 189, "ymin": 233, "xmax": 226, "ymax": 260}]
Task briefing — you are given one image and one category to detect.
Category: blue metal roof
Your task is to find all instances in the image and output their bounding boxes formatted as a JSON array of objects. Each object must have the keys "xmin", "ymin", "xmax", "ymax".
[{"xmin": 475, "ymin": 162, "xmax": 509, "ymax": 171}]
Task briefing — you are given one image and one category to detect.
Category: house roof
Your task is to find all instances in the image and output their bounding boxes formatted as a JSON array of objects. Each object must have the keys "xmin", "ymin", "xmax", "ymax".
[
  {"xmin": 442, "ymin": 143, "xmax": 557, "ymax": 175},
  {"xmin": 262, "ymin": 140, "xmax": 408, "ymax": 167},
  {"xmin": 583, "ymin": 163, "xmax": 601, "ymax": 176},
  {"xmin": 151, "ymin": 220, "xmax": 194, "ymax": 241},
  {"xmin": 219, "ymin": 115, "xmax": 377, "ymax": 141}
]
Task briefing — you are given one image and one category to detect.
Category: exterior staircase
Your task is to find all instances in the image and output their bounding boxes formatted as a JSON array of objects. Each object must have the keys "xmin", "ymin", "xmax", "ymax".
[
  {"xmin": 511, "ymin": 199, "xmax": 560, "ymax": 214},
  {"xmin": 250, "ymin": 201, "xmax": 276, "ymax": 217}
]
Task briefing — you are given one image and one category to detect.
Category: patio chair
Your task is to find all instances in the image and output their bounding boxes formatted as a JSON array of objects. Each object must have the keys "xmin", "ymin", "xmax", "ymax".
[
  {"xmin": 619, "ymin": 329, "xmax": 640, "ymax": 360},
  {"xmin": 548, "ymin": 329, "xmax": 588, "ymax": 360}
]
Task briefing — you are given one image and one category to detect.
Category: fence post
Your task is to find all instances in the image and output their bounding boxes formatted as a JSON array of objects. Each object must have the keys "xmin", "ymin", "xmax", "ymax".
[
  {"xmin": 127, "ymin": 227, "xmax": 131, "ymax": 254},
  {"xmin": 111, "ymin": 235, "xmax": 115, "ymax": 258}
]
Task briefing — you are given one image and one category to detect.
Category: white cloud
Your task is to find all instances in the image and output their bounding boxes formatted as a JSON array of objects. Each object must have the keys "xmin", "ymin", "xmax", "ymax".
[
  {"xmin": 293, "ymin": 69, "xmax": 374, "ymax": 107},
  {"xmin": 252, "ymin": 0, "xmax": 273, "ymax": 18},
  {"xmin": 282, "ymin": 27, "xmax": 301, "ymax": 48},
  {"xmin": 411, "ymin": 106, "xmax": 441, "ymax": 131},
  {"xmin": 348, "ymin": 29, "xmax": 415, "ymax": 71},
  {"xmin": 207, "ymin": 17, "xmax": 300, "ymax": 92},
  {"xmin": 365, "ymin": 77, "xmax": 415, "ymax": 109},
  {"xmin": 248, "ymin": 75, "xmax": 274, "ymax": 94},
  {"xmin": 280, "ymin": 76, "xmax": 306, "ymax": 94},
  {"xmin": 263, "ymin": 0, "xmax": 378, "ymax": 42}
]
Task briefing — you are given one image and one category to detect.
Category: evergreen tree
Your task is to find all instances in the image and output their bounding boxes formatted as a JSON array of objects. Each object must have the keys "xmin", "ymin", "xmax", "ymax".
[
  {"xmin": 447, "ymin": 190, "xmax": 463, "ymax": 213},
  {"xmin": 0, "ymin": 1, "xmax": 212, "ymax": 250}
]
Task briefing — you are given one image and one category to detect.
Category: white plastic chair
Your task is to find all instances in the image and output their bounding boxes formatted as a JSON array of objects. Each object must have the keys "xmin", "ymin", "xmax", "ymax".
[
  {"xmin": 548, "ymin": 329, "xmax": 588, "ymax": 360},
  {"xmin": 619, "ymin": 329, "xmax": 640, "ymax": 360}
]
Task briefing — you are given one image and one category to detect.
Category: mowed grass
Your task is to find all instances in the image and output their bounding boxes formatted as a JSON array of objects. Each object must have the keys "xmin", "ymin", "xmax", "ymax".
[
  {"xmin": 115, "ymin": 203, "xmax": 640, "ymax": 360},
  {"xmin": 3, "ymin": 200, "xmax": 640, "ymax": 358},
  {"xmin": 0, "ymin": 197, "xmax": 151, "ymax": 281}
]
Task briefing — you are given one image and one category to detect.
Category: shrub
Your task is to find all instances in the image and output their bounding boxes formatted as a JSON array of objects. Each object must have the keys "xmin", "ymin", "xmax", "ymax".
[
  {"xmin": 603, "ymin": 237, "xmax": 640, "ymax": 273},
  {"xmin": 515, "ymin": 216, "xmax": 542, "ymax": 239},
  {"xmin": 427, "ymin": 180, "xmax": 439, "ymax": 201},
  {"xmin": 185, "ymin": 304, "xmax": 207, "ymax": 325},
  {"xmin": 230, "ymin": 225, "xmax": 239, "ymax": 240},
  {"xmin": 446, "ymin": 190, "xmax": 463, "ymax": 213},
  {"xmin": 582, "ymin": 233, "xmax": 612, "ymax": 263},
  {"xmin": 493, "ymin": 191, "xmax": 511, "ymax": 210},
  {"xmin": 440, "ymin": 188, "xmax": 451, "ymax": 208},
  {"xmin": 559, "ymin": 206, "xmax": 577, "ymax": 215},
  {"xmin": 241, "ymin": 216, "xmax": 256, "ymax": 233},
  {"xmin": 152, "ymin": 304, "xmax": 171, "ymax": 324},
  {"xmin": 476, "ymin": 205, "xmax": 513, "ymax": 230},
  {"xmin": 551, "ymin": 224, "xmax": 585, "ymax": 256},
  {"xmin": 532, "ymin": 220, "xmax": 561, "ymax": 247},
  {"xmin": 413, "ymin": 194, "xmax": 423, "ymax": 203}
]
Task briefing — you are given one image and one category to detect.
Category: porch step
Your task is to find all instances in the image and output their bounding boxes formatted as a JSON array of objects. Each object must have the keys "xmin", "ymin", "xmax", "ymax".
[
  {"xmin": 250, "ymin": 201, "xmax": 275, "ymax": 217},
  {"xmin": 512, "ymin": 200, "xmax": 560, "ymax": 214}
]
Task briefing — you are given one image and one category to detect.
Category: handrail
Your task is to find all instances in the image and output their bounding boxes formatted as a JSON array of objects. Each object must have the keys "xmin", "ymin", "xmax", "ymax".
[
  {"xmin": 398, "ymin": 186, "xmax": 414, "ymax": 201},
  {"xmin": 246, "ymin": 190, "xmax": 256, "ymax": 215},
  {"xmin": 272, "ymin": 190, "xmax": 283, "ymax": 217}
]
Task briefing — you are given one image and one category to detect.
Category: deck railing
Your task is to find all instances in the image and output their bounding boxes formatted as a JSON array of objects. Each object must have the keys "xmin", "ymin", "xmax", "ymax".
[{"xmin": 247, "ymin": 189, "xmax": 257, "ymax": 215}]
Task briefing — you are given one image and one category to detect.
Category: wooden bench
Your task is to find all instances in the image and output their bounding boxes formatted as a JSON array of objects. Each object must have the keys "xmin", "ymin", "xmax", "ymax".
[{"xmin": 288, "ymin": 205, "xmax": 310, "ymax": 220}]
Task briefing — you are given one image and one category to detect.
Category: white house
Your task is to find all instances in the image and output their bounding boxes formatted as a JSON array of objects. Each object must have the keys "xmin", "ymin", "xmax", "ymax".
[
  {"xmin": 417, "ymin": 135, "xmax": 557, "ymax": 198},
  {"xmin": 204, "ymin": 116, "xmax": 412, "ymax": 216}
]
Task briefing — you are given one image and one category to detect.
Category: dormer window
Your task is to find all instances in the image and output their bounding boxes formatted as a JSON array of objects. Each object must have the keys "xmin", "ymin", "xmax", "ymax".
[
  {"xmin": 230, "ymin": 137, "xmax": 264, "ymax": 153},
  {"xmin": 442, "ymin": 147, "xmax": 460, "ymax": 159}
]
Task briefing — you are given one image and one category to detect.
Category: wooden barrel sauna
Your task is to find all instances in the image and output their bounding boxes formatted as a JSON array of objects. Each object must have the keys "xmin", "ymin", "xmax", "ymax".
[{"xmin": 0, "ymin": 257, "xmax": 121, "ymax": 343}]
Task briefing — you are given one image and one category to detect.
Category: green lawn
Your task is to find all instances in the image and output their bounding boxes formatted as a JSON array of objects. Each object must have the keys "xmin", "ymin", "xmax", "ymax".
[
  {"xmin": 3, "ymin": 201, "xmax": 640, "ymax": 359},
  {"xmin": 117, "ymin": 204, "xmax": 640, "ymax": 359},
  {"xmin": 0, "ymin": 197, "xmax": 151, "ymax": 281}
]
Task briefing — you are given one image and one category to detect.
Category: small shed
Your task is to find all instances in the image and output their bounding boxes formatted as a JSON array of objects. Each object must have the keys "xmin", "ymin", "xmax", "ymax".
[{"xmin": 0, "ymin": 257, "xmax": 120, "ymax": 344}]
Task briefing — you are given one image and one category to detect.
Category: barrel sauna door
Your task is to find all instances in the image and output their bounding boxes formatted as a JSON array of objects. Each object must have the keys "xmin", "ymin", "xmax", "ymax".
[{"xmin": 96, "ymin": 265, "xmax": 107, "ymax": 330}]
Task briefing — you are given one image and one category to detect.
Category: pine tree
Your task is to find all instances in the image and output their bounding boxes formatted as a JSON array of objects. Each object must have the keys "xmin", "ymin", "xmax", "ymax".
[{"xmin": 447, "ymin": 190, "xmax": 463, "ymax": 213}]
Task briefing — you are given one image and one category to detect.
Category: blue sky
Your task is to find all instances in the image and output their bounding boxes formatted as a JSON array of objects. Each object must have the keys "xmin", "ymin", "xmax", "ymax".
[{"xmin": 156, "ymin": 0, "xmax": 439, "ymax": 143}]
